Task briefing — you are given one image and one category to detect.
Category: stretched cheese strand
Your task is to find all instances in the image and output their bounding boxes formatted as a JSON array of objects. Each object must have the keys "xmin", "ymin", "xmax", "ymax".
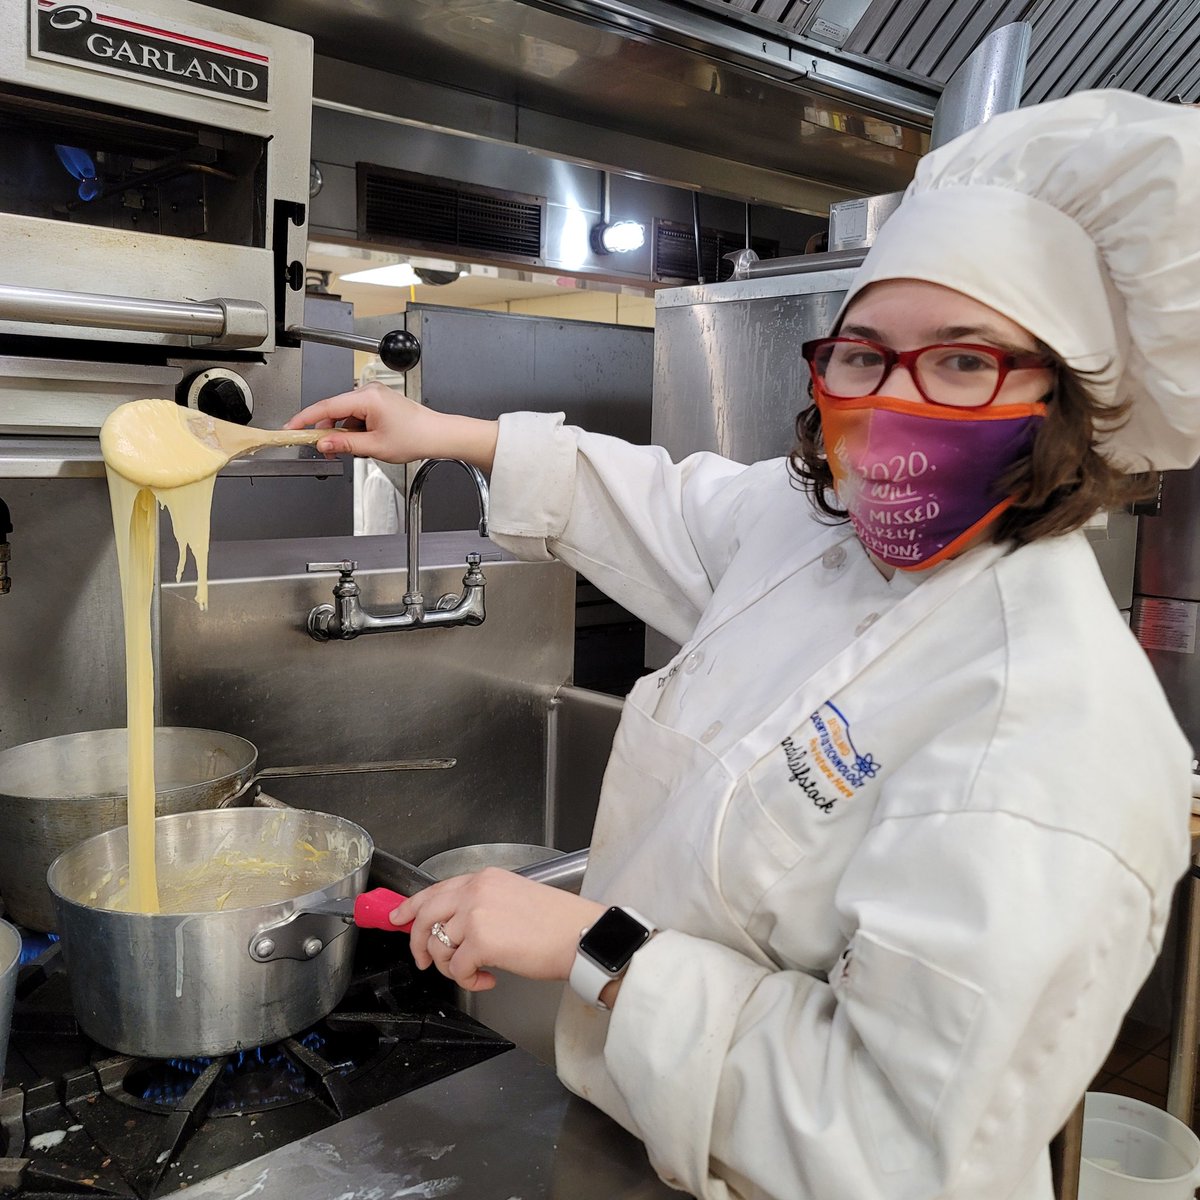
[{"xmin": 102, "ymin": 400, "xmax": 224, "ymax": 913}]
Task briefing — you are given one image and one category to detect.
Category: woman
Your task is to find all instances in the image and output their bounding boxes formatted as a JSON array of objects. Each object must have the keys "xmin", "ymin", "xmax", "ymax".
[{"xmin": 288, "ymin": 90, "xmax": 1198, "ymax": 1199}]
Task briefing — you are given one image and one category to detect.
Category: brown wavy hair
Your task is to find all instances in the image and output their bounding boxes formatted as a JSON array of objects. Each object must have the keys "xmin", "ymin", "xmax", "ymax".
[{"xmin": 788, "ymin": 362, "xmax": 1158, "ymax": 546}]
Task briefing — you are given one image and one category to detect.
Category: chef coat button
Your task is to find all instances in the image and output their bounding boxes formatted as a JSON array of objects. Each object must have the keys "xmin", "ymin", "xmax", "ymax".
[
  {"xmin": 700, "ymin": 721, "xmax": 723, "ymax": 743},
  {"xmin": 684, "ymin": 650, "xmax": 705, "ymax": 674},
  {"xmin": 855, "ymin": 612, "xmax": 880, "ymax": 636},
  {"xmin": 821, "ymin": 545, "xmax": 847, "ymax": 570}
]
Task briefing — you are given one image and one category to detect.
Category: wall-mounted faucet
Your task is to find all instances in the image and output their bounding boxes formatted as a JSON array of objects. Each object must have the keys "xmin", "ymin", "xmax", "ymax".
[{"xmin": 306, "ymin": 459, "xmax": 489, "ymax": 640}]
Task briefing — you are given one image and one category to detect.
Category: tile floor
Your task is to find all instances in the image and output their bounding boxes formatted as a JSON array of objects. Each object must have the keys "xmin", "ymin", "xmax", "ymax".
[{"xmin": 1093, "ymin": 1017, "xmax": 1185, "ymax": 1124}]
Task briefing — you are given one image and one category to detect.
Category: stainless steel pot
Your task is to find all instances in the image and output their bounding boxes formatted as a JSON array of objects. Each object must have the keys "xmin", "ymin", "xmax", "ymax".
[
  {"xmin": 0, "ymin": 728, "xmax": 257, "ymax": 932},
  {"xmin": 0, "ymin": 919, "xmax": 20, "ymax": 1085},
  {"xmin": 47, "ymin": 807, "xmax": 373, "ymax": 1057},
  {"xmin": 418, "ymin": 843, "xmax": 581, "ymax": 1067},
  {"xmin": 420, "ymin": 842, "xmax": 563, "ymax": 879},
  {"xmin": 0, "ymin": 728, "xmax": 451, "ymax": 932}
]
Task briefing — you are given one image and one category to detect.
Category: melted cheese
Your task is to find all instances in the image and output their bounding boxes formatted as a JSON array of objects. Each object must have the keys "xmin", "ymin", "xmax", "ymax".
[
  {"xmin": 100, "ymin": 398, "xmax": 226, "ymax": 489},
  {"xmin": 101, "ymin": 399, "xmax": 225, "ymax": 913}
]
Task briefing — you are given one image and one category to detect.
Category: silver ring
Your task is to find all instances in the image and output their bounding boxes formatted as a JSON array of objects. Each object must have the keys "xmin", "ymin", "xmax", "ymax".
[{"xmin": 430, "ymin": 921, "xmax": 455, "ymax": 949}]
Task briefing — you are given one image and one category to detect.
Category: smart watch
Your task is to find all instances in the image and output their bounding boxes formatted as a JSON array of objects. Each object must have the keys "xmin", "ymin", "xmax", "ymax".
[{"xmin": 569, "ymin": 906, "xmax": 657, "ymax": 1009}]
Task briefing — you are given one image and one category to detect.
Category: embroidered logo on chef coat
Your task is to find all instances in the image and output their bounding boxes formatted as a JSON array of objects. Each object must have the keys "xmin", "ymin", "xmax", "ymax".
[{"xmin": 780, "ymin": 703, "xmax": 880, "ymax": 814}]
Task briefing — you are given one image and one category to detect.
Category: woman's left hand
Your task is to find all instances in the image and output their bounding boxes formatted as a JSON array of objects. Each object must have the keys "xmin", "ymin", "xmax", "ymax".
[{"xmin": 392, "ymin": 869, "xmax": 607, "ymax": 992}]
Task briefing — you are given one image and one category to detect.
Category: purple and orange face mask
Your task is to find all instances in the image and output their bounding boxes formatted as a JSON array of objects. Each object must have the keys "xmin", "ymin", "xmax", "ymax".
[{"xmin": 815, "ymin": 382, "xmax": 1047, "ymax": 571}]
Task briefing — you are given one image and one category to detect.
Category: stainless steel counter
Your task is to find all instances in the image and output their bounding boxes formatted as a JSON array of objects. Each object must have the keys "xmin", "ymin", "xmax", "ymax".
[{"xmin": 178, "ymin": 1047, "xmax": 679, "ymax": 1200}]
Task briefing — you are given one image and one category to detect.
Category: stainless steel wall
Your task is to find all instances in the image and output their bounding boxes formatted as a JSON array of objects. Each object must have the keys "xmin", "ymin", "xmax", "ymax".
[
  {"xmin": 0, "ymin": 477, "xmax": 141, "ymax": 751},
  {"xmin": 651, "ymin": 271, "xmax": 857, "ymax": 465},
  {"xmin": 160, "ymin": 532, "xmax": 579, "ymax": 865},
  {"xmin": 359, "ymin": 303, "xmax": 654, "ymax": 534}
]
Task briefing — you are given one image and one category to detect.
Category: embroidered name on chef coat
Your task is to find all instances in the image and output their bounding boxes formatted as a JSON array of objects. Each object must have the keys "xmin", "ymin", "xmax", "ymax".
[{"xmin": 780, "ymin": 703, "xmax": 880, "ymax": 814}]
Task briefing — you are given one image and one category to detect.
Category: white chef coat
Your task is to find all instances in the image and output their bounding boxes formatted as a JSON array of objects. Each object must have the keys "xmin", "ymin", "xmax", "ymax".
[
  {"xmin": 650, "ymin": 537, "xmax": 924, "ymax": 752},
  {"xmin": 486, "ymin": 411, "xmax": 1192, "ymax": 1200}
]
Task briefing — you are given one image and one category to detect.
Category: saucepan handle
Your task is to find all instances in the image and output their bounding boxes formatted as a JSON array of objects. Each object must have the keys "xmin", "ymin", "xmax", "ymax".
[
  {"xmin": 352, "ymin": 888, "xmax": 411, "ymax": 930},
  {"xmin": 248, "ymin": 888, "xmax": 413, "ymax": 964},
  {"xmin": 220, "ymin": 757, "xmax": 456, "ymax": 807}
]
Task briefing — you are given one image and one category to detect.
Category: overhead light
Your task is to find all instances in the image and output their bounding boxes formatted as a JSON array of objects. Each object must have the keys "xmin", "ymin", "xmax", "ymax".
[
  {"xmin": 338, "ymin": 262, "xmax": 421, "ymax": 287},
  {"xmin": 592, "ymin": 219, "xmax": 646, "ymax": 255},
  {"xmin": 590, "ymin": 170, "xmax": 645, "ymax": 255}
]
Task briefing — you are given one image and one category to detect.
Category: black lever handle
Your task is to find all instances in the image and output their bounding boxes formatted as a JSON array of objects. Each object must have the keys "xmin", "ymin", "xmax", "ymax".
[
  {"xmin": 378, "ymin": 329, "xmax": 421, "ymax": 372},
  {"xmin": 285, "ymin": 325, "xmax": 422, "ymax": 373}
]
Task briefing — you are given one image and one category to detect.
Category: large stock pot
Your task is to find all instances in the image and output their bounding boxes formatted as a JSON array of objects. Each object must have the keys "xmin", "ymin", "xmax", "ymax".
[
  {"xmin": 0, "ymin": 728, "xmax": 449, "ymax": 932},
  {"xmin": 47, "ymin": 807, "xmax": 373, "ymax": 1057},
  {"xmin": 0, "ymin": 728, "xmax": 258, "ymax": 931}
]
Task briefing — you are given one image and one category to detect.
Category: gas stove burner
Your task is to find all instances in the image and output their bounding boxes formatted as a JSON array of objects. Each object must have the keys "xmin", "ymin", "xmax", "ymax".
[
  {"xmin": 122, "ymin": 1027, "xmax": 379, "ymax": 1114},
  {"xmin": 2, "ymin": 929, "xmax": 513, "ymax": 1197},
  {"xmin": 17, "ymin": 930, "xmax": 58, "ymax": 966}
]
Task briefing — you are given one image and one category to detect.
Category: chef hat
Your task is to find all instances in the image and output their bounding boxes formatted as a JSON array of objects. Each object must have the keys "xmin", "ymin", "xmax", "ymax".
[{"xmin": 840, "ymin": 89, "xmax": 1200, "ymax": 472}]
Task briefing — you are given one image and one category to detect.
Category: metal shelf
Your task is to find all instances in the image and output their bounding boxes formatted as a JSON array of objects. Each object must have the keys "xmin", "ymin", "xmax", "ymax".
[{"xmin": 0, "ymin": 439, "xmax": 344, "ymax": 479}]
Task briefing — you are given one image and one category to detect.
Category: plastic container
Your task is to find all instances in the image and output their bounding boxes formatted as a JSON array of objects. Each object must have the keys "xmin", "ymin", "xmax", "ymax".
[{"xmin": 1079, "ymin": 1091, "xmax": 1200, "ymax": 1199}]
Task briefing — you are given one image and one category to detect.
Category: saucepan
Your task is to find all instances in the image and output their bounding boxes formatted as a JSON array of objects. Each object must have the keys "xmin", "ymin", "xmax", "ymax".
[
  {"xmin": 0, "ymin": 727, "xmax": 451, "ymax": 932},
  {"xmin": 46, "ymin": 807, "xmax": 586, "ymax": 1058},
  {"xmin": 47, "ymin": 806, "xmax": 388, "ymax": 1057}
]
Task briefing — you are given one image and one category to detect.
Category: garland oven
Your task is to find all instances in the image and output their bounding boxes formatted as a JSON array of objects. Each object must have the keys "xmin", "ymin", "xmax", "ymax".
[{"xmin": 0, "ymin": 0, "xmax": 411, "ymax": 437}]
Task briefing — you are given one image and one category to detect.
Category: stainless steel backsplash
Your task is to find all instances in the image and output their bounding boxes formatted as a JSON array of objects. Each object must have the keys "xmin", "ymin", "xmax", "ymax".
[{"xmin": 160, "ymin": 533, "xmax": 583, "ymax": 866}]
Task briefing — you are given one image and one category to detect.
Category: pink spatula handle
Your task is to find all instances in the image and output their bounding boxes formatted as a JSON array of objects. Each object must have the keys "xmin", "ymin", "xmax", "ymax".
[{"xmin": 353, "ymin": 888, "xmax": 412, "ymax": 931}]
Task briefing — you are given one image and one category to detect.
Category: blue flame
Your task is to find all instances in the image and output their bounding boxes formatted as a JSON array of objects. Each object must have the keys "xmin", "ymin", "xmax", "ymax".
[{"xmin": 141, "ymin": 1031, "xmax": 327, "ymax": 1106}]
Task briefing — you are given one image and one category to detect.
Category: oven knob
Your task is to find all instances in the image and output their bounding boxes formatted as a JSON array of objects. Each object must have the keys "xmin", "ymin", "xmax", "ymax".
[{"xmin": 180, "ymin": 368, "xmax": 254, "ymax": 425}]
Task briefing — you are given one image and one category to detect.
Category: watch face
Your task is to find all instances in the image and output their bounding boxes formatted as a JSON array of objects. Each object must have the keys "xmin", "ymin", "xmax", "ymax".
[{"xmin": 581, "ymin": 907, "xmax": 651, "ymax": 973}]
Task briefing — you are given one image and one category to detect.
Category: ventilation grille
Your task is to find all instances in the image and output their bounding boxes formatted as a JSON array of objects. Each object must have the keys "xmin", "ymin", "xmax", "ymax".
[
  {"xmin": 709, "ymin": 0, "xmax": 815, "ymax": 30},
  {"xmin": 358, "ymin": 165, "xmax": 544, "ymax": 263},
  {"xmin": 843, "ymin": 0, "xmax": 1200, "ymax": 102},
  {"xmin": 653, "ymin": 220, "xmax": 780, "ymax": 283}
]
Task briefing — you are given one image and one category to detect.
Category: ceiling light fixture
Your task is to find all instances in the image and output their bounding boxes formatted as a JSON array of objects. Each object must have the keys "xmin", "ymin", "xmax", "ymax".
[
  {"xmin": 590, "ymin": 171, "xmax": 645, "ymax": 255},
  {"xmin": 594, "ymin": 220, "xmax": 646, "ymax": 254}
]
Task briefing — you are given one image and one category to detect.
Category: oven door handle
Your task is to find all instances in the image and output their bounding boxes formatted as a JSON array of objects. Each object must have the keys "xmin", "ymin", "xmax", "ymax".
[{"xmin": 0, "ymin": 282, "xmax": 268, "ymax": 348}]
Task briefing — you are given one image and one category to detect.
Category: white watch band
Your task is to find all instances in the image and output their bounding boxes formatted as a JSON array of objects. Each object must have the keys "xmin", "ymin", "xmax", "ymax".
[{"xmin": 569, "ymin": 907, "xmax": 656, "ymax": 1010}]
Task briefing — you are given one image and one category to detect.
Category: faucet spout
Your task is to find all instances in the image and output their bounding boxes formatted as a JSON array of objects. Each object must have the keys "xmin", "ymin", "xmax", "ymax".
[{"xmin": 404, "ymin": 459, "xmax": 490, "ymax": 606}]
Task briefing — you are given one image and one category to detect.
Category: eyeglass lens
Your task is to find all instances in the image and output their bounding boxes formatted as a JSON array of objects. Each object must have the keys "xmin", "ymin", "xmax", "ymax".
[{"xmin": 817, "ymin": 342, "xmax": 1002, "ymax": 407}]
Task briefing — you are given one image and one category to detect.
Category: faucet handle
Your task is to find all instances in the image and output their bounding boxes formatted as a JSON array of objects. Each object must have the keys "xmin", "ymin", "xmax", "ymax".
[
  {"xmin": 464, "ymin": 551, "xmax": 483, "ymax": 580},
  {"xmin": 307, "ymin": 560, "xmax": 358, "ymax": 576}
]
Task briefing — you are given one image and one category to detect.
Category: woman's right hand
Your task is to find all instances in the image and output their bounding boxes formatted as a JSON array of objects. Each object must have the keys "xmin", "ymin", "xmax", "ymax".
[{"xmin": 285, "ymin": 382, "xmax": 498, "ymax": 470}]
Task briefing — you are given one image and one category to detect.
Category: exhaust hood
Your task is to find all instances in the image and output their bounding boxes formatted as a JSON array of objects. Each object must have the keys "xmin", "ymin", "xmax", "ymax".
[
  {"xmin": 198, "ymin": 0, "xmax": 940, "ymax": 215},
  {"xmin": 199, "ymin": 0, "xmax": 1190, "ymax": 230}
]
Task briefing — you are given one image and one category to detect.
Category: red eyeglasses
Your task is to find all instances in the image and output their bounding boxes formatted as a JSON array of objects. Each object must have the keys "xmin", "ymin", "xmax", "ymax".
[{"xmin": 801, "ymin": 337, "xmax": 1055, "ymax": 408}]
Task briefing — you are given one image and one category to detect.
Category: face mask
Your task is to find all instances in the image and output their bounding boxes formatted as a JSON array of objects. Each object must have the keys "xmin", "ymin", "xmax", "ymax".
[{"xmin": 815, "ymin": 383, "xmax": 1046, "ymax": 571}]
